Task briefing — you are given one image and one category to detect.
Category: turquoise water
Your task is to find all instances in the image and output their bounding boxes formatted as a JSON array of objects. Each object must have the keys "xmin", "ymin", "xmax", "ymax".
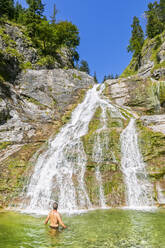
[{"xmin": 0, "ymin": 209, "xmax": 165, "ymax": 248}]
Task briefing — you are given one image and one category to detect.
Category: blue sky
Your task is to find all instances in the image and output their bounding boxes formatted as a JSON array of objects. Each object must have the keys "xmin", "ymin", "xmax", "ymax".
[{"xmin": 16, "ymin": 0, "xmax": 154, "ymax": 82}]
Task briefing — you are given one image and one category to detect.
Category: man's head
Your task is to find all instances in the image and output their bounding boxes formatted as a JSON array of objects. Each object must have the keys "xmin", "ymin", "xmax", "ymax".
[{"xmin": 53, "ymin": 202, "xmax": 58, "ymax": 210}]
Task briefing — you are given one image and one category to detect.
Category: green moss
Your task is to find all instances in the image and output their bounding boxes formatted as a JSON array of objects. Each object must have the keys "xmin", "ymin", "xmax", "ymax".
[
  {"xmin": 137, "ymin": 119, "xmax": 165, "ymax": 179},
  {"xmin": 151, "ymin": 61, "xmax": 165, "ymax": 74},
  {"xmin": 5, "ymin": 47, "xmax": 23, "ymax": 60},
  {"xmin": 120, "ymin": 57, "xmax": 138, "ymax": 78},
  {"xmin": 159, "ymin": 81, "xmax": 165, "ymax": 105},
  {"xmin": 36, "ymin": 56, "xmax": 55, "ymax": 68},
  {"xmin": 0, "ymin": 75, "xmax": 5, "ymax": 82},
  {"xmin": 24, "ymin": 96, "xmax": 47, "ymax": 109},
  {"xmin": 20, "ymin": 61, "xmax": 32, "ymax": 70},
  {"xmin": 72, "ymin": 73, "xmax": 82, "ymax": 80},
  {"xmin": 0, "ymin": 142, "xmax": 12, "ymax": 151}
]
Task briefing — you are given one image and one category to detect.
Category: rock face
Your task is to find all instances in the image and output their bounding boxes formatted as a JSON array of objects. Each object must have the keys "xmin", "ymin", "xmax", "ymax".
[
  {"xmin": 0, "ymin": 69, "xmax": 94, "ymax": 207},
  {"xmin": 0, "ymin": 21, "xmax": 76, "ymax": 83},
  {"xmin": 104, "ymin": 77, "xmax": 165, "ymax": 204},
  {"xmin": 122, "ymin": 31, "xmax": 165, "ymax": 80},
  {"xmin": 0, "ymin": 22, "xmax": 38, "ymax": 82}
]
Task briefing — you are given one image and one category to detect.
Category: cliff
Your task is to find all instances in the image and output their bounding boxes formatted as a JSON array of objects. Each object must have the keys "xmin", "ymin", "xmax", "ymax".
[{"xmin": 122, "ymin": 31, "xmax": 165, "ymax": 80}]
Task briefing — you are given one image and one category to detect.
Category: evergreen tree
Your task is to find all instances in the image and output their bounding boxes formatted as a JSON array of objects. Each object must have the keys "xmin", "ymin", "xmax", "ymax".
[
  {"xmin": 145, "ymin": 2, "xmax": 164, "ymax": 38},
  {"xmin": 26, "ymin": 0, "xmax": 44, "ymax": 16},
  {"xmin": 14, "ymin": 1, "xmax": 25, "ymax": 23},
  {"xmin": 127, "ymin": 16, "xmax": 144, "ymax": 58},
  {"xmin": 0, "ymin": 0, "xmax": 14, "ymax": 19},
  {"xmin": 94, "ymin": 71, "xmax": 98, "ymax": 83},
  {"xmin": 50, "ymin": 4, "xmax": 58, "ymax": 24},
  {"xmin": 159, "ymin": 0, "xmax": 165, "ymax": 24},
  {"xmin": 79, "ymin": 60, "xmax": 90, "ymax": 74},
  {"xmin": 102, "ymin": 75, "xmax": 107, "ymax": 83},
  {"xmin": 25, "ymin": 0, "xmax": 45, "ymax": 38}
]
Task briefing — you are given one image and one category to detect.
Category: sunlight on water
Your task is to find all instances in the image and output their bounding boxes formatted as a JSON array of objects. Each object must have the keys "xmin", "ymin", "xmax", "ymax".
[{"xmin": 1, "ymin": 209, "xmax": 165, "ymax": 248}]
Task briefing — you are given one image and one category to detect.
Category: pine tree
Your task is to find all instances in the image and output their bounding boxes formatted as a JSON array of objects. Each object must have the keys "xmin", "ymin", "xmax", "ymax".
[
  {"xmin": 51, "ymin": 4, "xmax": 58, "ymax": 24},
  {"xmin": 145, "ymin": 2, "xmax": 164, "ymax": 38},
  {"xmin": 26, "ymin": 0, "xmax": 44, "ymax": 16},
  {"xmin": 0, "ymin": 0, "xmax": 14, "ymax": 19},
  {"xmin": 159, "ymin": 0, "xmax": 165, "ymax": 24},
  {"xmin": 94, "ymin": 71, "xmax": 98, "ymax": 83},
  {"xmin": 79, "ymin": 60, "xmax": 90, "ymax": 74},
  {"xmin": 25, "ymin": 0, "xmax": 45, "ymax": 38},
  {"xmin": 127, "ymin": 16, "xmax": 144, "ymax": 58},
  {"xmin": 102, "ymin": 75, "xmax": 107, "ymax": 83},
  {"xmin": 14, "ymin": 1, "xmax": 25, "ymax": 23}
]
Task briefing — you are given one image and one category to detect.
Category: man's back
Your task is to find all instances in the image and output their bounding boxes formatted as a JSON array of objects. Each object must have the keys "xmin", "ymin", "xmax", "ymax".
[
  {"xmin": 49, "ymin": 210, "xmax": 60, "ymax": 227},
  {"xmin": 44, "ymin": 204, "xmax": 67, "ymax": 229}
]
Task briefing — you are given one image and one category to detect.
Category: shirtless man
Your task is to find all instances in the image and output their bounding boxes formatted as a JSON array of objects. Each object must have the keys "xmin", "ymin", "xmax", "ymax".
[{"xmin": 44, "ymin": 202, "xmax": 67, "ymax": 229}]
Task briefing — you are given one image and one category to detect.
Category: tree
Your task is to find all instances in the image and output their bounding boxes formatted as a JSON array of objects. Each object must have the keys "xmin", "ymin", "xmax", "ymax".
[
  {"xmin": 0, "ymin": 0, "xmax": 14, "ymax": 19},
  {"xmin": 25, "ymin": 0, "xmax": 45, "ymax": 38},
  {"xmin": 102, "ymin": 75, "xmax": 107, "ymax": 83},
  {"xmin": 14, "ymin": 1, "xmax": 26, "ymax": 23},
  {"xmin": 94, "ymin": 71, "xmax": 98, "ymax": 83},
  {"xmin": 50, "ymin": 4, "xmax": 58, "ymax": 24},
  {"xmin": 79, "ymin": 60, "xmax": 90, "ymax": 74},
  {"xmin": 127, "ymin": 16, "xmax": 144, "ymax": 58},
  {"xmin": 26, "ymin": 0, "xmax": 44, "ymax": 16},
  {"xmin": 145, "ymin": 2, "xmax": 164, "ymax": 38},
  {"xmin": 158, "ymin": 0, "xmax": 165, "ymax": 24},
  {"xmin": 55, "ymin": 21, "xmax": 80, "ymax": 48}
]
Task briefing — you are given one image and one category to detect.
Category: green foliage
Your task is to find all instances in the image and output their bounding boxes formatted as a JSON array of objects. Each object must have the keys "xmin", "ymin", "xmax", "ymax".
[
  {"xmin": 93, "ymin": 71, "xmax": 98, "ymax": 83},
  {"xmin": 55, "ymin": 21, "xmax": 80, "ymax": 49},
  {"xmin": 0, "ymin": 0, "xmax": 80, "ymax": 70},
  {"xmin": 36, "ymin": 55, "xmax": 55, "ymax": 69},
  {"xmin": 145, "ymin": 2, "xmax": 164, "ymax": 39},
  {"xmin": 20, "ymin": 61, "xmax": 32, "ymax": 70},
  {"xmin": 0, "ymin": 142, "xmax": 11, "ymax": 150},
  {"xmin": 127, "ymin": 16, "xmax": 144, "ymax": 58},
  {"xmin": 0, "ymin": 0, "xmax": 14, "ymax": 20},
  {"xmin": 120, "ymin": 57, "xmax": 138, "ymax": 78},
  {"xmin": 14, "ymin": 1, "xmax": 26, "ymax": 23},
  {"xmin": 102, "ymin": 74, "xmax": 119, "ymax": 82},
  {"xmin": 79, "ymin": 60, "xmax": 90, "ymax": 74},
  {"xmin": 50, "ymin": 4, "xmax": 58, "ymax": 24}
]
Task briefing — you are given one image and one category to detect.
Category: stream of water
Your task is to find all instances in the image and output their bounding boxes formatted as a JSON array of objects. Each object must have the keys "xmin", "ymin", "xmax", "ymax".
[
  {"xmin": 22, "ymin": 84, "xmax": 126, "ymax": 214},
  {"xmin": 120, "ymin": 118, "xmax": 153, "ymax": 208},
  {"xmin": 18, "ymin": 83, "xmax": 154, "ymax": 214}
]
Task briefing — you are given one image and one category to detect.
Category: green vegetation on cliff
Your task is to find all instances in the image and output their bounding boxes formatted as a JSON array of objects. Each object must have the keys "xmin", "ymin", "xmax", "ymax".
[
  {"xmin": 122, "ymin": 0, "xmax": 165, "ymax": 78},
  {"xmin": 0, "ymin": 0, "xmax": 80, "ymax": 82}
]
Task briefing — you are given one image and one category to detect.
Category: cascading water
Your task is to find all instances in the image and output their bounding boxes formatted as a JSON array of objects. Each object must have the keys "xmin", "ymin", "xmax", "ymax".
[
  {"xmin": 92, "ymin": 107, "xmax": 109, "ymax": 208},
  {"xmin": 22, "ymin": 84, "xmax": 123, "ymax": 214},
  {"xmin": 120, "ymin": 118, "xmax": 153, "ymax": 208},
  {"xmin": 21, "ymin": 82, "xmax": 154, "ymax": 214}
]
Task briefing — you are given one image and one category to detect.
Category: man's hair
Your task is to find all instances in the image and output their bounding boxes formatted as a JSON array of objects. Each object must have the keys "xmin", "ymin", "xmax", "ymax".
[{"xmin": 53, "ymin": 202, "xmax": 58, "ymax": 210}]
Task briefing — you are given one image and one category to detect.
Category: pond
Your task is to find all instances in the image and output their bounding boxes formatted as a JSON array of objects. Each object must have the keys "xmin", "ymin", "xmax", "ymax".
[{"xmin": 0, "ymin": 209, "xmax": 165, "ymax": 248}]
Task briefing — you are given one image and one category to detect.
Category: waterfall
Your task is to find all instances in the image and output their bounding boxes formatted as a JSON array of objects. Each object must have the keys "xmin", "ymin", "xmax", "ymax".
[
  {"xmin": 20, "ymin": 82, "xmax": 154, "ymax": 214},
  {"xmin": 92, "ymin": 107, "xmax": 108, "ymax": 208},
  {"xmin": 120, "ymin": 118, "xmax": 153, "ymax": 208}
]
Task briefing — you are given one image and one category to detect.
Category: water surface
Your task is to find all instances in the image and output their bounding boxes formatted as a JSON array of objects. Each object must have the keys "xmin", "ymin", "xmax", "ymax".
[{"xmin": 0, "ymin": 209, "xmax": 165, "ymax": 248}]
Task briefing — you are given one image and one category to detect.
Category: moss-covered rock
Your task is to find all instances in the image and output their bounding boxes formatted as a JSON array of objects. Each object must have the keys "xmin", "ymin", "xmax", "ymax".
[
  {"xmin": 82, "ymin": 106, "xmax": 125, "ymax": 207},
  {"xmin": 137, "ymin": 119, "xmax": 165, "ymax": 202}
]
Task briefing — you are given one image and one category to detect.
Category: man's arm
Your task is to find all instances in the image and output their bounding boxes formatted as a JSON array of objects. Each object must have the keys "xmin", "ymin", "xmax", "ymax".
[
  {"xmin": 44, "ymin": 213, "xmax": 50, "ymax": 224},
  {"xmin": 57, "ymin": 214, "xmax": 67, "ymax": 228}
]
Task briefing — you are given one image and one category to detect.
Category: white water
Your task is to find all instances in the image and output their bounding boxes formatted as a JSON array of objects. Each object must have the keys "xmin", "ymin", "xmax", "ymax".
[
  {"xmin": 92, "ymin": 107, "xmax": 109, "ymax": 208},
  {"xmin": 21, "ymin": 83, "xmax": 154, "ymax": 214},
  {"xmin": 22, "ymin": 84, "xmax": 124, "ymax": 214},
  {"xmin": 120, "ymin": 118, "xmax": 153, "ymax": 208}
]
